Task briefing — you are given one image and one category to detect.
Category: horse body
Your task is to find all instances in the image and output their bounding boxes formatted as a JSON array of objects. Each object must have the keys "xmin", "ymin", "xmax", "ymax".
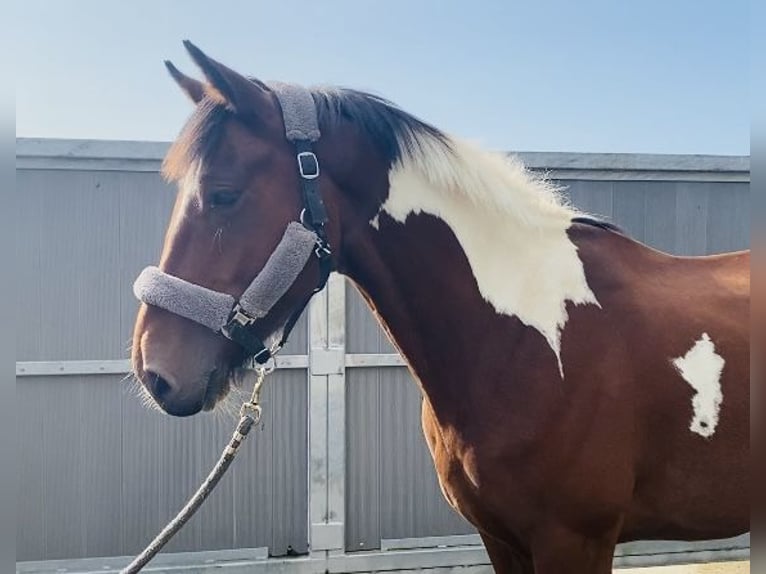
[
  {"xmin": 132, "ymin": 43, "xmax": 750, "ymax": 572},
  {"xmin": 341, "ymin": 190, "xmax": 749, "ymax": 569}
]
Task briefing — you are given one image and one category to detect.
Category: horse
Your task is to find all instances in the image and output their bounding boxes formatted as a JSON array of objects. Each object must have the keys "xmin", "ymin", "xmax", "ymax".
[{"xmin": 130, "ymin": 42, "xmax": 750, "ymax": 573}]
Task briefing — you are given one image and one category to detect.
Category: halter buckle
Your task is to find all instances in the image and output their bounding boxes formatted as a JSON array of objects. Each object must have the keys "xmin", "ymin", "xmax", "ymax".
[
  {"xmin": 297, "ymin": 151, "xmax": 320, "ymax": 180},
  {"xmin": 229, "ymin": 304, "xmax": 256, "ymax": 327}
]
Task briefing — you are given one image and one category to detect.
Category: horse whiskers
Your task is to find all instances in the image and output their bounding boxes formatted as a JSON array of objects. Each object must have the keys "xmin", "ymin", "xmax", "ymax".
[
  {"xmin": 121, "ymin": 372, "xmax": 142, "ymax": 394},
  {"xmin": 213, "ymin": 390, "xmax": 242, "ymax": 421},
  {"xmin": 213, "ymin": 227, "xmax": 224, "ymax": 254},
  {"xmin": 207, "ymin": 369, "xmax": 247, "ymax": 421},
  {"xmin": 119, "ymin": 371, "xmax": 135, "ymax": 386},
  {"xmin": 122, "ymin": 370, "xmax": 163, "ymax": 412}
]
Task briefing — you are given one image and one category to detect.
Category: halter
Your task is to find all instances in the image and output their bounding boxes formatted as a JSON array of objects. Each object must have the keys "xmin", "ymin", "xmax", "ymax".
[{"xmin": 133, "ymin": 83, "xmax": 332, "ymax": 364}]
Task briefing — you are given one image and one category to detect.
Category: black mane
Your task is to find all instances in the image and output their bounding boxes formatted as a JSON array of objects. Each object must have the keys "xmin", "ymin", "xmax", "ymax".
[
  {"xmin": 310, "ymin": 87, "xmax": 450, "ymax": 165},
  {"xmin": 571, "ymin": 215, "xmax": 623, "ymax": 233}
]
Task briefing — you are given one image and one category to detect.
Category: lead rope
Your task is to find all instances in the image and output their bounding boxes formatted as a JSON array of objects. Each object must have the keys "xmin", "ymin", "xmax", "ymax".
[{"xmin": 120, "ymin": 365, "xmax": 272, "ymax": 573}]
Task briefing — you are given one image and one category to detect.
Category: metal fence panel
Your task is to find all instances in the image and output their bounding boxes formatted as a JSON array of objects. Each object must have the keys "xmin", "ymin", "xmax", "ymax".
[
  {"xmin": 16, "ymin": 170, "xmax": 125, "ymax": 361},
  {"xmin": 16, "ymin": 141, "xmax": 750, "ymax": 567},
  {"xmin": 16, "ymin": 369, "xmax": 309, "ymax": 561},
  {"xmin": 345, "ymin": 366, "xmax": 382, "ymax": 551},
  {"xmin": 558, "ymin": 179, "xmax": 751, "ymax": 255}
]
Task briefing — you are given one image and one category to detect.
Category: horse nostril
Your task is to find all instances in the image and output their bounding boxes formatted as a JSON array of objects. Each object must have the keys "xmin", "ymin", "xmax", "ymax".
[
  {"xmin": 141, "ymin": 367, "xmax": 204, "ymax": 417},
  {"xmin": 145, "ymin": 370, "xmax": 172, "ymax": 403}
]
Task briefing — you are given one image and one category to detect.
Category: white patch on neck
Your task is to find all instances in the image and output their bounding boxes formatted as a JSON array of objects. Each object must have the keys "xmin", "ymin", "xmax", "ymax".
[
  {"xmin": 671, "ymin": 333, "xmax": 725, "ymax": 438},
  {"xmin": 372, "ymin": 136, "xmax": 600, "ymax": 377}
]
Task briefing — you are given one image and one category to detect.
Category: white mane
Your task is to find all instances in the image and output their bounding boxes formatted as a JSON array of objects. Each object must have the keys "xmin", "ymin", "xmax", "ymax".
[
  {"xmin": 394, "ymin": 133, "xmax": 578, "ymax": 229},
  {"xmin": 374, "ymin": 131, "xmax": 598, "ymax": 378}
]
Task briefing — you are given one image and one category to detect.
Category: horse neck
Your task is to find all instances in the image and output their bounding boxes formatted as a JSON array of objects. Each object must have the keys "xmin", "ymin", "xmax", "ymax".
[{"xmin": 336, "ymin": 145, "xmax": 589, "ymax": 420}]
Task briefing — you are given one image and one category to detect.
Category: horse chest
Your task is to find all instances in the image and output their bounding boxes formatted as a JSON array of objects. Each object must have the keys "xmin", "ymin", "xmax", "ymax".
[{"xmin": 419, "ymin": 398, "xmax": 511, "ymax": 531}]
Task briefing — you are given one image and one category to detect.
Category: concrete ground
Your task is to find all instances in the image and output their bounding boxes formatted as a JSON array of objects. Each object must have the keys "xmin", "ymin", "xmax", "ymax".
[{"xmin": 619, "ymin": 562, "xmax": 749, "ymax": 573}]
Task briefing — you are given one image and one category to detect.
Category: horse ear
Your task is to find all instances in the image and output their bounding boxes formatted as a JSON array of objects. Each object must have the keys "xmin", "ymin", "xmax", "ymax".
[
  {"xmin": 164, "ymin": 61, "xmax": 205, "ymax": 104},
  {"xmin": 182, "ymin": 40, "xmax": 272, "ymax": 116}
]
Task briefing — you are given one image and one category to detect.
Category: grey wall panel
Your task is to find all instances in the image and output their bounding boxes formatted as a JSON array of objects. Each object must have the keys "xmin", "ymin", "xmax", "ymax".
[
  {"xmin": 120, "ymin": 379, "xmax": 163, "ymax": 556},
  {"xmin": 193, "ymin": 412, "xmax": 238, "ymax": 552},
  {"xmin": 378, "ymin": 368, "xmax": 471, "ymax": 541},
  {"xmin": 280, "ymin": 312, "xmax": 309, "ymax": 355},
  {"xmin": 79, "ymin": 375, "xmax": 124, "ymax": 558},
  {"xmin": 158, "ymin": 412, "xmax": 204, "ymax": 553},
  {"xmin": 561, "ymin": 180, "xmax": 614, "ymax": 220},
  {"xmin": 346, "ymin": 367, "xmax": 472, "ymax": 551},
  {"xmin": 16, "ymin": 377, "xmax": 45, "ymax": 561},
  {"xmin": 706, "ymin": 182, "xmax": 750, "ymax": 254},
  {"xmin": 268, "ymin": 370, "xmax": 309, "ymax": 555},
  {"xmin": 642, "ymin": 183, "xmax": 678, "ymax": 254},
  {"xmin": 17, "ymin": 370, "xmax": 308, "ymax": 561},
  {"xmin": 231, "ymin": 380, "xmax": 274, "ymax": 551},
  {"xmin": 346, "ymin": 285, "xmax": 395, "ymax": 354},
  {"xmin": 40, "ymin": 375, "xmax": 85, "ymax": 559},
  {"xmin": 611, "ymin": 181, "xmax": 648, "ymax": 243},
  {"xmin": 345, "ymin": 369, "xmax": 381, "ymax": 551},
  {"xmin": 19, "ymin": 170, "xmax": 124, "ymax": 361},
  {"xmin": 675, "ymin": 182, "xmax": 709, "ymax": 255},
  {"xmin": 15, "ymin": 177, "xmax": 43, "ymax": 362}
]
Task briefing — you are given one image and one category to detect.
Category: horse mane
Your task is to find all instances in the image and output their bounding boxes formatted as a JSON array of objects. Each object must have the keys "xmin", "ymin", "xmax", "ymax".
[
  {"xmin": 312, "ymin": 87, "xmax": 579, "ymax": 227},
  {"xmin": 571, "ymin": 216, "xmax": 623, "ymax": 233},
  {"xmin": 163, "ymin": 83, "xmax": 594, "ymax": 230}
]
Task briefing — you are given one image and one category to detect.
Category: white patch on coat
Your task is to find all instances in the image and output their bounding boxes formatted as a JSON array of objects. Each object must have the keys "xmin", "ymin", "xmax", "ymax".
[
  {"xmin": 371, "ymin": 135, "xmax": 600, "ymax": 376},
  {"xmin": 671, "ymin": 333, "xmax": 725, "ymax": 438}
]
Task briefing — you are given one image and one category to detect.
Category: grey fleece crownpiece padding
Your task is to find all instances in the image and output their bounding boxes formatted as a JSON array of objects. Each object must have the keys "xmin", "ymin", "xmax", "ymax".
[
  {"xmin": 238, "ymin": 222, "xmax": 317, "ymax": 319},
  {"xmin": 133, "ymin": 267, "xmax": 236, "ymax": 331},
  {"xmin": 133, "ymin": 222, "xmax": 319, "ymax": 332},
  {"xmin": 267, "ymin": 82, "xmax": 321, "ymax": 142}
]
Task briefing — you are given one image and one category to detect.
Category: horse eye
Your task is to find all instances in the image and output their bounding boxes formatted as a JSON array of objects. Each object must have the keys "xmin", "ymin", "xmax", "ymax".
[{"xmin": 207, "ymin": 190, "xmax": 241, "ymax": 208}]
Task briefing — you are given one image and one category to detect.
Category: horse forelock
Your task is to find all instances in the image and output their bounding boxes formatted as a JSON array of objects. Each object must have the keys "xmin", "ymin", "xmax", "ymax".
[{"xmin": 162, "ymin": 97, "xmax": 230, "ymax": 183}]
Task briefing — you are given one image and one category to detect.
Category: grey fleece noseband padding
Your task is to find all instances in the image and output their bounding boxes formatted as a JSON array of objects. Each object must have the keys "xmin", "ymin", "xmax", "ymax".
[
  {"xmin": 237, "ymin": 222, "xmax": 318, "ymax": 319},
  {"xmin": 133, "ymin": 222, "xmax": 318, "ymax": 332},
  {"xmin": 134, "ymin": 266, "xmax": 235, "ymax": 331}
]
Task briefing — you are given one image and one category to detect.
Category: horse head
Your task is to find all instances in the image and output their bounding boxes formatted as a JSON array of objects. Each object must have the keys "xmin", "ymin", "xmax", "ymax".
[{"xmin": 131, "ymin": 42, "xmax": 355, "ymax": 415}]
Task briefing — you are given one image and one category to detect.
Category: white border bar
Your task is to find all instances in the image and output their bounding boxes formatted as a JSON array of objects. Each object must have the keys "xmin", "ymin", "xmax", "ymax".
[
  {"xmin": 381, "ymin": 534, "xmax": 482, "ymax": 551},
  {"xmin": 16, "ymin": 359, "xmax": 132, "ymax": 376},
  {"xmin": 16, "ymin": 355, "xmax": 309, "ymax": 377},
  {"xmin": 16, "ymin": 546, "xmax": 270, "ymax": 574},
  {"xmin": 16, "ymin": 544, "xmax": 749, "ymax": 574},
  {"xmin": 15, "ymin": 354, "xmax": 402, "ymax": 377}
]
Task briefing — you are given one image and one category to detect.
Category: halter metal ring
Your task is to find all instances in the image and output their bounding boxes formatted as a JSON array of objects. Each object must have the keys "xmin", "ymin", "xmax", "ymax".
[{"xmin": 297, "ymin": 151, "xmax": 320, "ymax": 179}]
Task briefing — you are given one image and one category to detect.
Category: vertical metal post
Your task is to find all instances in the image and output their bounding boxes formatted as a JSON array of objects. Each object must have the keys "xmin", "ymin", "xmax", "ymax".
[{"xmin": 307, "ymin": 273, "xmax": 346, "ymax": 555}]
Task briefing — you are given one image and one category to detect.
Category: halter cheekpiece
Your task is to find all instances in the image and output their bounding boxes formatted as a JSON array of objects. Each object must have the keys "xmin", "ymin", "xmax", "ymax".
[{"xmin": 133, "ymin": 82, "xmax": 332, "ymax": 364}]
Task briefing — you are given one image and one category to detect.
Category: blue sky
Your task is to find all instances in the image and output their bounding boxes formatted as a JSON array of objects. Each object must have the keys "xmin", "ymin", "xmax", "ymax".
[{"xmin": 15, "ymin": 0, "xmax": 749, "ymax": 155}]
